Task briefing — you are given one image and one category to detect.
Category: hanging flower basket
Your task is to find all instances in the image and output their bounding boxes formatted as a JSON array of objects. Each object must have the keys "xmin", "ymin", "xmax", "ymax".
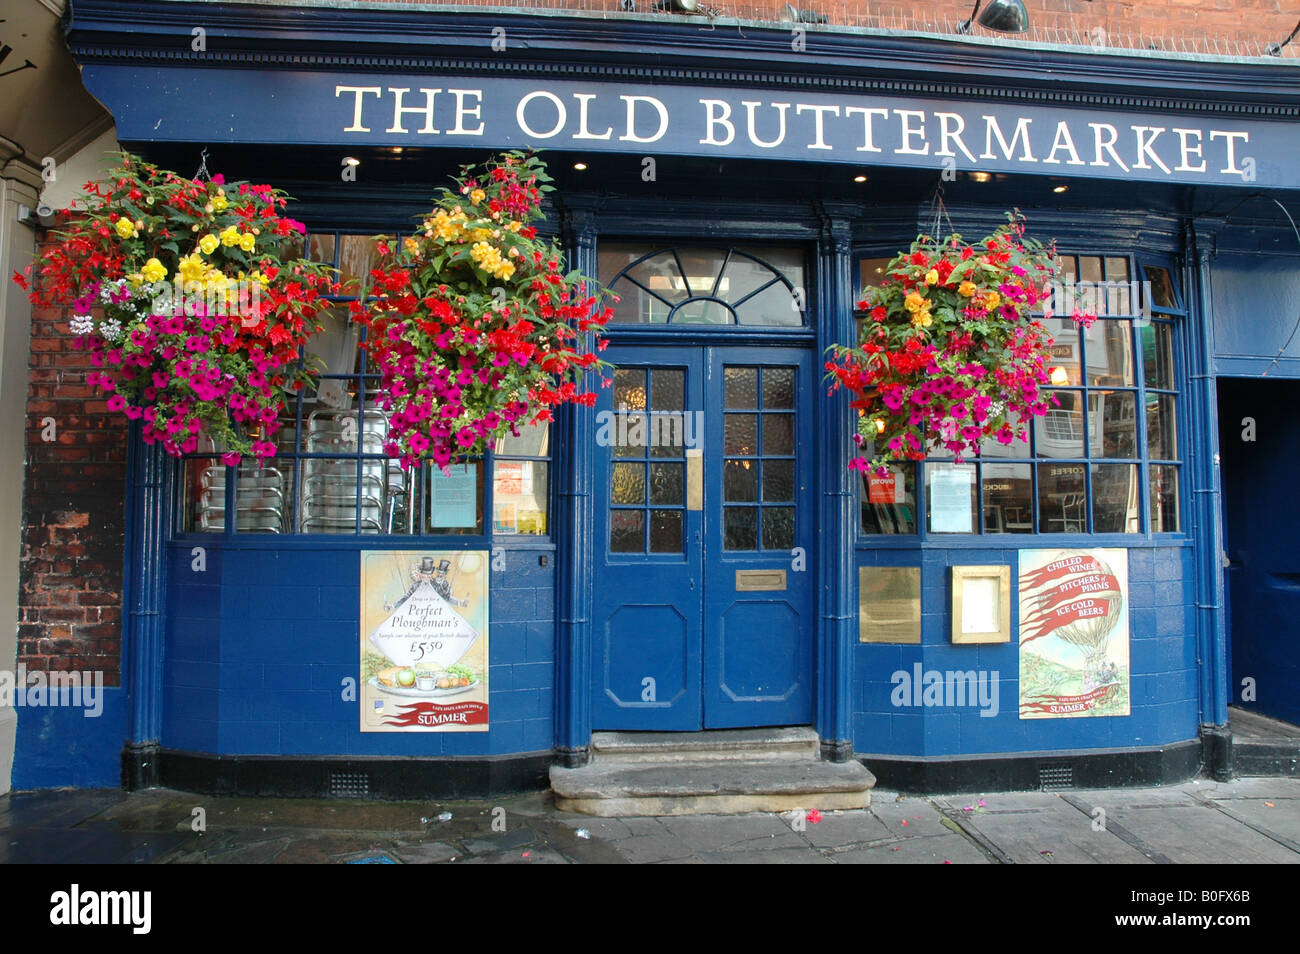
[
  {"xmin": 825, "ymin": 212, "xmax": 1096, "ymax": 476},
  {"xmin": 350, "ymin": 151, "xmax": 612, "ymax": 471},
  {"xmin": 14, "ymin": 151, "xmax": 335, "ymax": 465}
]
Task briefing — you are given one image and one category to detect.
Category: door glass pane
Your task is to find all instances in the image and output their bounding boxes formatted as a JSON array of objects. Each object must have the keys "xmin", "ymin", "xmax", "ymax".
[
  {"xmin": 724, "ymin": 507, "xmax": 758, "ymax": 551},
  {"xmin": 763, "ymin": 460, "xmax": 795, "ymax": 502},
  {"xmin": 610, "ymin": 510, "xmax": 644, "ymax": 553},
  {"xmin": 762, "ymin": 367, "xmax": 795, "ymax": 408},
  {"xmin": 762, "ymin": 415, "xmax": 794, "ymax": 455},
  {"xmin": 724, "ymin": 459, "xmax": 757, "ymax": 502},
  {"xmin": 650, "ymin": 369, "xmax": 684, "ymax": 411},
  {"xmin": 612, "ymin": 462, "xmax": 645, "ymax": 504},
  {"xmin": 648, "ymin": 463, "xmax": 683, "ymax": 505},
  {"xmin": 725, "ymin": 414, "xmax": 758, "ymax": 455},
  {"xmin": 724, "ymin": 367, "xmax": 758, "ymax": 409},
  {"xmin": 614, "ymin": 369, "xmax": 647, "ymax": 409},
  {"xmin": 649, "ymin": 510, "xmax": 683, "ymax": 553},
  {"xmin": 762, "ymin": 508, "xmax": 795, "ymax": 550}
]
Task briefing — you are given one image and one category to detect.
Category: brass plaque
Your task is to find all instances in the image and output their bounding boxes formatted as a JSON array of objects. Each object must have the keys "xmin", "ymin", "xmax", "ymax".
[
  {"xmin": 859, "ymin": 566, "xmax": 921, "ymax": 643},
  {"xmin": 735, "ymin": 569, "xmax": 787, "ymax": 592},
  {"xmin": 686, "ymin": 449, "xmax": 703, "ymax": 511}
]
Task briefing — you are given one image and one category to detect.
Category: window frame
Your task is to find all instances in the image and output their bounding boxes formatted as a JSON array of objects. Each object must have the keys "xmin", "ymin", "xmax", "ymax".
[
  {"xmin": 173, "ymin": 226, "xmax": 555, "ymax": 544},
  {"xmin": 853, "ymin": 248, "xmax": 1188, "ymax": 542}
]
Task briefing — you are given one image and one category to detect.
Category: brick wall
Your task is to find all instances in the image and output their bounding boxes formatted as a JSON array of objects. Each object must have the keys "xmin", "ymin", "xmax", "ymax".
[
  {"xmin": 355, "ymin": 0, "xmax": 1300, "ymax": 58},
  {"xmin": 19, "ymin": 228, "xmax": 127, "ymax": 685}
]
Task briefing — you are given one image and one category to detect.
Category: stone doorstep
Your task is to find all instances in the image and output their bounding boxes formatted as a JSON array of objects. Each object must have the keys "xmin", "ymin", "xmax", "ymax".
[
  {"xmin": 590, "ymin": 727, "xmax": 821, "ymax": 763},
  {"xmin": 550, "ymin": 759, "xmax": 876, "ymax": 817}
]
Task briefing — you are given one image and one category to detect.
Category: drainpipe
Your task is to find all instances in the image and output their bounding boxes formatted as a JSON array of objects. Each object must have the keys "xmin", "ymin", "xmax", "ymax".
[{"xmin": 1188, "ymin": 219, "xmax": 1231, "ymax": 780}]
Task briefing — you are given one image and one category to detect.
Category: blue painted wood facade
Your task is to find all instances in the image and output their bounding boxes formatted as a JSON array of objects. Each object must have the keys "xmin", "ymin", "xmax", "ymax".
[{"xmin": 14, "ymin": 0, "xmax": 1300, "ymax": 791}]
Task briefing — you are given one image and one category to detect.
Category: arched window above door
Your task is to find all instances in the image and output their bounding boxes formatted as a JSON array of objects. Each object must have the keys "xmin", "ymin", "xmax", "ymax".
[{"xmin": 597, "ymin": 244, "xmax": 807, "ymax": 327}]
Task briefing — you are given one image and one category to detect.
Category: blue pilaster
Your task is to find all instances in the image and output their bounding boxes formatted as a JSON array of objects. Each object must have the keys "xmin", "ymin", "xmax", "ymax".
[{"xmin": 816, "ymin": 206, "xmax": 857, "ymax": 760}]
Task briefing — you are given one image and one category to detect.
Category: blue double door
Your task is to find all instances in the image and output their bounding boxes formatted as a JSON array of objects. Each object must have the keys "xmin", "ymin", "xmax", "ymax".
[{"xmin": 591, "ymin": 344, "xmax": 815, "ymax": 730}]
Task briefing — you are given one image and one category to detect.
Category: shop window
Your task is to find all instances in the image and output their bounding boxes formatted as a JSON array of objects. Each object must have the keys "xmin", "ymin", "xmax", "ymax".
[
  {"xmin": 178, "ymin": 229, "xmax": 550, "ymax": 539},
  {"xmin": 855, "ymin": 252, "xmax": 1185, "ymax": 537},
  {"xmin": 598, "ymin": 244, "xmax": 807, "ymax": 327}
]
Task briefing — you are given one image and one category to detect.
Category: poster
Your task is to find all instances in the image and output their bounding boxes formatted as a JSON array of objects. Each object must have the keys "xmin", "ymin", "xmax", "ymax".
[
  {"xmin": 868, "ymin": 469, "xmax": 898, "ymax": 504},
  {"xmin": 1018, "ymin": 548, "xmax": 1130, "ymax": 719},
  {"xmin": 928, "ymin": 463, "xmax": 974, "ymax": 533},
  {"xmin": 360, "ymin": 550, "xmax": 489, "ymax": 732},
  {"xmin": 428, "ymin": 464, "xmax": 477, "ymax": 528}
]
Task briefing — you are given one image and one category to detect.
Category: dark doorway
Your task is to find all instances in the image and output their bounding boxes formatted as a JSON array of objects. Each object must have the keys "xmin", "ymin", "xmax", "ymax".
[{"xmin": 1218, "ymin": 377, "xmax": 1300, "ymax": 726}]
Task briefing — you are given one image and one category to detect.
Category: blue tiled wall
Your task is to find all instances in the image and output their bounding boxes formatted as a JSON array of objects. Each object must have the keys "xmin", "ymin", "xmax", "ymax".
[
  {"xmin": 163, "ymin": 543, "xmax": 555, "ymax": 757},
  {"xmin": 853, "ymin": 545, "xmax": 1198, "ymax": 757}
]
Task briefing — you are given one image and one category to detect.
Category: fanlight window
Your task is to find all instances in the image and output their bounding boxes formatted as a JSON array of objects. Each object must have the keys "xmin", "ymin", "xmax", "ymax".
[{"xmin": 598, "ymin": 244, "xmax": 807, "ymax": 327}]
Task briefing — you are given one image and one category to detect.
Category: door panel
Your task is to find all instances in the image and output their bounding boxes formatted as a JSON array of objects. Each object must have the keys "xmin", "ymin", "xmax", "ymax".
[
  {"xmin": 703, "ymin": 348, "xmax": 814, "ymax": 728},
  {"xmin": 590, "ymin": 344, "xmax": 814, "ymax": 731},
  {"xmin": 592, "ymin": 347, "xmax": 703, "ymax": 730}
]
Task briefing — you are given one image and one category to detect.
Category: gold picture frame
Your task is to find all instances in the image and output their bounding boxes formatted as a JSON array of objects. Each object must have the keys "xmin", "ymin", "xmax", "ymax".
[{"xmin": 951, "ymin": 565, "xmax": 1011, "ymax": 644}]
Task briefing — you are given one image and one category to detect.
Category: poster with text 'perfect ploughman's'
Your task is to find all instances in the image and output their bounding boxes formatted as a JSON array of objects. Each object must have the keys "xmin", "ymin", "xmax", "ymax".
[
  {"xmin": 360, "ymin": 551, "xmax": 489, "ymax": 732},
  {"xmin": 1018, "ymin": 549, "xmax": 1130, "ymax": 719}
]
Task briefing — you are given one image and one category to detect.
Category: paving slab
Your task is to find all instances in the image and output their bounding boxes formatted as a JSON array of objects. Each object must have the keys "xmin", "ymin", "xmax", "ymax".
[
  {"xmin": 830, "ymin": 832, "xmax": 991, "ymax": 864},
  {"xmin": 1102, "ymin": 802, "xmax": 1299, "ymax": 863},
  {"xmin": 785, "ymin": 808, "xmax": 895, "ymax": 849},
  {"xmin": 934, "ymin": 792, "xmax": 1153, "ymax": 864},
  {"xmin": 658, "ymin": 812, "xmax": 805, "ymax": 852},
  {"xmin": 697, "ymin": 847, "xmax": 833, "ymax": 864}
]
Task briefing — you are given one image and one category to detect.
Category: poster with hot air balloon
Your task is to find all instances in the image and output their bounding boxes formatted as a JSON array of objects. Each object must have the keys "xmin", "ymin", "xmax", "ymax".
[
  {"xmin": 360, "ymin": 550, "xmax": 490, "ymax": 732},
  {"xmin": 1018, "ymin": 549, "xmax": 1130, "ymax": 719}
]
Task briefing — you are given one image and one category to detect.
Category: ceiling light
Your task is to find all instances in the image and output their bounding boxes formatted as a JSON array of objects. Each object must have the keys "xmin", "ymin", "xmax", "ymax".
[
  {"xmin": 970, "ymin": 171, "xmax": 992, "ymax": 183},
  {"xmin": 573, "ymin": 162, "xmax": 588, "ymax": 171},
  {"xmin": 343, "ymin": 156, "xmax": 361, "ymax": 166},
  {"xmin": 958, "ymin": 0, "xmax": 1029, "ymax": 35},
  {"xmin": 853, "ymin": 174, "xmax": 868, "ymax": 183},
  {"xmin": 1053, "ymin": 185, "xmax": 1069, "ymax": 193}
]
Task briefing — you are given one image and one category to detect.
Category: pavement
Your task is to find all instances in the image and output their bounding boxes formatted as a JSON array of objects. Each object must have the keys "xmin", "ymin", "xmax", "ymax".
[{"xmin": 1, "ymin": 775, "xmax": 1298, "ymax": 864}]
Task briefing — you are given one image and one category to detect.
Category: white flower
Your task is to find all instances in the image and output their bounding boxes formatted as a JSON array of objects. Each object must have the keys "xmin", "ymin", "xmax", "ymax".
[
  {"xmin": 69, "ymin": 315, "xmax": 95, "ymax": 335},
  {"xmin": 99, "ymin": 318, "xmax": 123, "ymax": 342}
]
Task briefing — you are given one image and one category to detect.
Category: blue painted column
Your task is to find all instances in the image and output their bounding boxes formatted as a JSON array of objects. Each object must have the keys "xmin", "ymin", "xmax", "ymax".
[
  {"xmin": 1188, "ymin": 220, "xmax": 1231, "ymax": 779},
  {"xmin": 121, "ymin": 427, "xmax": 171, "ymax": 788},
  {"xmin": 554, "ymin": 202, "xmax": 597, "ymax": 766},
  {"xmin": 816, "ymin": 206, "xmax": 857, "ymax": 761}
]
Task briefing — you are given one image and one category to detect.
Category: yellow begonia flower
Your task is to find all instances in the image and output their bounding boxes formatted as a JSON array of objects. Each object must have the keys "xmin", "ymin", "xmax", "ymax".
[
  {"xmin": 220, "ymin": 226, "xmax": 241, "ymax": 247},
  {"xmin": 212, "ymin": 193, "xmax": 228, "ymax": 212},
  {"xmin": 904, "ymin": 291, "xmax": 925, "ymax": 314},
  {"xmin": 115, "ymin": 217, "xmax": 137, "ymax": 239},
  {"xmin": 470, "ymin": 188, "xmax": 486, "ymax": 204},
  {"xmin": 199, "ymin": 234, "xmax": 220, "ymax": 256},
  {"xmin": 249, "ymin": 270, "xmax": 270, "ymax": 287},
  {"xmin": 958, "ymin": 281, "xmax": 976, "ymax": 298},
  {"xmin": 141, "ymin": 258, "xmax": 167, "ymax": 283},
  {"xmin": 178, "ymin": 254, "xmax": 207, "ymax": 283},
  {"xmin": 239, "ymin": 233, "xmax": 257, "ymax": 252},
  {"xmin": 984, "ymin": 292, "xmax": 1002, "ymax": 311},
  {"xmin": 508, "ymin": 221, "xmax": 522, "ymax": 232},
  {"xmin": 924, "ymin": 268, "xmax": 940, "ymax": 285}
]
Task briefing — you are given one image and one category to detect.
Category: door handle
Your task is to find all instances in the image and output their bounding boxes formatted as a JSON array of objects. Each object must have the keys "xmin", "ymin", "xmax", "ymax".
[{"xmin": 686, "ymin": 448, "xmax": 703, "ymax": 511}]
